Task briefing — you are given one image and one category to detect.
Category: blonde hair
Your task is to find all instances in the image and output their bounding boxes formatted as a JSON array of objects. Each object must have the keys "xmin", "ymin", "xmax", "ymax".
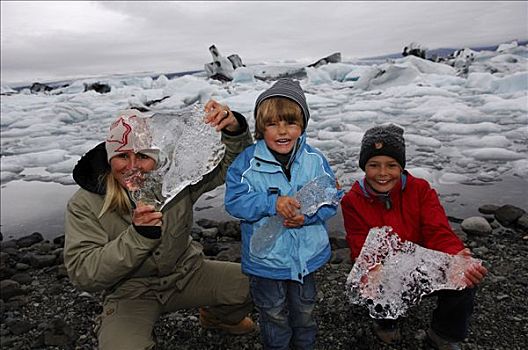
[
  {"xmin": 255, "ymin": 97, "xmax": 304, "ymax": 139},
  {"xmin": 98, "ymin": 172, "xmax": 132, "ymax": 218}
]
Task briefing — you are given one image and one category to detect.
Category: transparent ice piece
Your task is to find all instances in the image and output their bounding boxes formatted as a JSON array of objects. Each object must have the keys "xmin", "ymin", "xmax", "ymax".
[
  {"xmin": 123, "ymin": 103, "xmax": 225, "ymax": 210},
  {"xmin": 345, "ymin": 226, "xmax": 483, "ymax": 319},
  {"xmin": 123, "ymin": 168, "xmax": 164, "ymax": 211},
  {"xmin": 250, "ymin": 174, "xmax": 343, "ymax": 257}
]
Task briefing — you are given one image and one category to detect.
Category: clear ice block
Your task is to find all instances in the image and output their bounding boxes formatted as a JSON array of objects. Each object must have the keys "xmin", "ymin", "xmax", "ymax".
[{"xmin": 345, "ymin": 226, "xmax": 483, "ymax": 319}]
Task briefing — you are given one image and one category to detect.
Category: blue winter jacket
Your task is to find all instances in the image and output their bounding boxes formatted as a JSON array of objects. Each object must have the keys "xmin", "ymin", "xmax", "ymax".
[{"xmin": 225, "ymin": 134, "xmax": 337, "ymax": 283}]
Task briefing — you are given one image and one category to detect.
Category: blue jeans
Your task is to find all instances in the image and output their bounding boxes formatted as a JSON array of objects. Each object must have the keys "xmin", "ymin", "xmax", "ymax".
[{"xmin": 249, "ymin": 273, "xmax": 318, "ymax": 350}]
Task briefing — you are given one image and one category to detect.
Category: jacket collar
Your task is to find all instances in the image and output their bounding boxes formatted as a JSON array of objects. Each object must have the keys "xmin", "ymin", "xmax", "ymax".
[{"xmin": 72, "ymin": 142, "xmax": 110, "ymax": 195}]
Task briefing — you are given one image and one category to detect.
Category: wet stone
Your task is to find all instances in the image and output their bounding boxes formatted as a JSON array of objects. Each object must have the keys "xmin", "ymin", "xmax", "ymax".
[
  {"xmin": 461, "ymin": 216, "xmax": 493, "ymax": 236},
  {"xmin": 494, "ymin": 205, "xmax": 526, "ymax": 227},
  {"xmin": 479, "ymin": 204, "xmax": 499, "ymax": 215}
]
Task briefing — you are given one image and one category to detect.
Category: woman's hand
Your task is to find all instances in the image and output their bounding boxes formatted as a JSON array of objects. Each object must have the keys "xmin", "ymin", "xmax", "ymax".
[
  {"xmin": 457, "ymin": 248, "xmax": 488, "ymax": 288},
  {"xmin": 132, "ymin": 203, "xmax": 163, "ymax": 227},
  {"xmin": 204, "ymin": 99, "xmax": 240, "ymax": 132}
]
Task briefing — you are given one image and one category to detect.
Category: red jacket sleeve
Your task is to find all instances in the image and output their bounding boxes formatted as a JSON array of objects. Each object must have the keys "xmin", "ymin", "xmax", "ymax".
[
  {"xmin": 341, "ymin": 191, "xmax": 368, "ymax": 261},
  {"xmin": 418, "ymin": 181, "xmax": 464, "ymax": 254}
]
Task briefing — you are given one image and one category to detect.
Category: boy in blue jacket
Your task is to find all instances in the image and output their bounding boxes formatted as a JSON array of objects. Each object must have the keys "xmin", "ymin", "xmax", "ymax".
[{"xmin": 225, "ymin": 78, "xmax": 338, "ymax": 350}]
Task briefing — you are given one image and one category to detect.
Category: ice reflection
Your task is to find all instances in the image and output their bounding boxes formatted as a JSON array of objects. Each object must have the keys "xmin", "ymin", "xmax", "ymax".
[
  {"xmin": 346, "ymin": 226, "xmax": 482, "ymax": 319},
  {"xmin": 250, "ymin": 174, "xmax": 342, "ymax": 256},
  {"xmin": 123, "ymin": 103, "xmax": 224, "ymax": 210}
]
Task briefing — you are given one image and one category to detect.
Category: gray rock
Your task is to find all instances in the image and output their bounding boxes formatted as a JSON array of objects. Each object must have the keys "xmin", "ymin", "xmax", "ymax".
[
  {"xmin": 201, "ymin": 227, "xmax": 219, "ymax": 239},
  {"xmin": 28, "ymin": 253, "xmax": 58, "ymax": 268},
  {"xmin": 196, "ymin": 218, "xmax": 219, "ymax": 229},
  {"xmin": 0, "ymin": 251, "xmax": 8, "ymax": 265},
  {"xmin": 191, "ymin": 226, "xmax": 202, "ymax": 241},
  {"xmin": 4, "ymin": 295, "xmax": 29, "ymax": 311},
  {"xmin": 0, "ymin": 279, "xmax": 25, "ymax": 300},
  {"xmin": 516, "ymin": 214, "xmax": 528, "ymax": 233},
  {"xmin": 53, "ymin": 235, "xmax": 65, "ymax": 246},
  {"xmin": 461, "ymin": 217, "xmax": 493, "ymax": 236},
  {"xmin": 14, "ymin": 262, "xmax": 30, "ymax": 271},
  {"xmin": 218, "ymin": 221, "xmax": 241, "ymax": 239},
  {"xmin": 16, "ymin": 232, "xmax": 43, "ymax": 248},
  {"xmin": 216, "ymin": 244, "xmax": 241, "ymax": 263},
  {"xmin": 34, "ymin": 241, "xmax": 54, "ymax": 254},
  {"xmin": 473, "ymin": 246, "xmax": 490, "ymax": 256},
  {"xmin": 494, "ymin": 205, "xmax": 526, "ymax": 227},
  {"xmin": 0, "ymin": 266, "xmax": 15, "ymax": 280},
  {"xmin": 0, "ymin": 240, "xmax": 17, "ymax": 250},
  {"xmin": 10, "ymin": 273, "xmax": 32, "ymax": 285},
  {"xmin": 478, "ymin": 204, "xmax": 499, "ymax": 215},
  {"xmin": 490, "ymin": 221, "xmax": 501, "ymax": 229}
]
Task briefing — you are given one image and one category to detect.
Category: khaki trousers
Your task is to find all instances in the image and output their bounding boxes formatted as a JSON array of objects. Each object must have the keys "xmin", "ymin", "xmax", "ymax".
[{"xmin": 97, "ymin": 260, "xmax": 252, "ymax": 350}]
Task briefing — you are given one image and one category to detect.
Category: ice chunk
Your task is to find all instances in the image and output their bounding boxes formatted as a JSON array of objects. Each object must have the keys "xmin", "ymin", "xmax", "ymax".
[
  {"xmin": 296, "ymin": 173, "xmax": 342, "ymax": 216},
  {"xmin": 346, "ymin": 226, "xmax": 482, "ymax": 319},
  {"xmin": 122, "ymin": 168, "xmax": 163, "ymax": 210},
  {"xmin": 123, "ymin": 103, "xmax": 224, "ymax": 210},
  {"xmin": 250, "ymin": 174, "xmax": 342, "ymax": 257}
]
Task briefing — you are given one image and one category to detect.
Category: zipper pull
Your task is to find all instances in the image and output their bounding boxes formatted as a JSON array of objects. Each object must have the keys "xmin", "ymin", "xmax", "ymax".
[{"xmin": 385, "ymin": 197, "xmax": 392, "ymax": 210}]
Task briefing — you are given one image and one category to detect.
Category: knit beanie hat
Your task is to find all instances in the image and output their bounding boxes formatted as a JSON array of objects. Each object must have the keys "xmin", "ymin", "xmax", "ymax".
[
  {"xmin": 105, "ymin": 109, "xmax": 160, "ymax": 163},
  {"xmin": 254, "ymin": 78, "xmax": 310, "ymax": 129},
  {"xmin": 359, "ymin": 124, "xmax": 406, "ymax": 170}
]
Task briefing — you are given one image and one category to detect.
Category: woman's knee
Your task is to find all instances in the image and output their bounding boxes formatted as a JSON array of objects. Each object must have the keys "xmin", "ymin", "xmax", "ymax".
[{"xmin": 97, "ymin": 299, "xmax": 158, "ymax": 350}]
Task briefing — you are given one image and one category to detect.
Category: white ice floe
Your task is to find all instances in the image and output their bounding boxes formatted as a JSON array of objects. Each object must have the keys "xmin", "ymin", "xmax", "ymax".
[{"xmin": 0, "ymin": 42, "xmax": 526, "ymax": 192}]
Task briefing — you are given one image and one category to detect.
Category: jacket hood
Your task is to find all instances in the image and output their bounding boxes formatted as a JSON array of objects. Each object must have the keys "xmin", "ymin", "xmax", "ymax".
[{"xmin": 72, "ymin": 142, "xmax": 110, "ymax": 195}]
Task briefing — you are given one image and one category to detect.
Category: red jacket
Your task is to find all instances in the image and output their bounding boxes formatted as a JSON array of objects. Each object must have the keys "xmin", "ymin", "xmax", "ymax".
[{"xmin": 341, "ymin": 171, "xmax": 464, "ymax": 261}]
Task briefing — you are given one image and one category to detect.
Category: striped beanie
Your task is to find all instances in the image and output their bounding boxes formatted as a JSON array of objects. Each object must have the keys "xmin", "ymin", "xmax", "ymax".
[
  {"xmin": 254, "ymin": 78, "xmax": 310, "ymax": 129},
  {"xmin": 359, "ymin": 124, "xmax": 406, "ymax": 170},
  {"xmin": 105, "ymin": 109, "xmax": 160, "ymax": 163}
]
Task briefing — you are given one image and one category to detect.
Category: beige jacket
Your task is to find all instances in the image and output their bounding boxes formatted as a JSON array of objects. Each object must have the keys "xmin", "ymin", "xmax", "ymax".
[{"xmin": 64, "ymin": 120, "xmax": 253, "ymax": 302}]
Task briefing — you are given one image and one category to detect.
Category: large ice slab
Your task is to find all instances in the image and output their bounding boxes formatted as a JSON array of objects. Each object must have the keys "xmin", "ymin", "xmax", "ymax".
[
  {"xmin": 123, "ymin": 103, "xmax": 225, "ymax": 210},
  {"xmin": 250, "ymin": 174, "xmax": 342, "ymax": 256},
  {"xmin": 346, "ymin": 226, "xmax": 482, "ymax": 319}
]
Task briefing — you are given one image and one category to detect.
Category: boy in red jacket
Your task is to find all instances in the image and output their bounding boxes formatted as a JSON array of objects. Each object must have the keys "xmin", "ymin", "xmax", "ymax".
[{"xmin": 341, "ymin": 124, "xmax": 487, "ymax": 350}]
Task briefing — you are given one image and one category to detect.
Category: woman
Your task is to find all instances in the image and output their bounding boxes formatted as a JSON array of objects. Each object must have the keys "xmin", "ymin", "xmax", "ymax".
[{"xmin": 64, "ymin": 100, "xmax": 255, "ymax": 350}]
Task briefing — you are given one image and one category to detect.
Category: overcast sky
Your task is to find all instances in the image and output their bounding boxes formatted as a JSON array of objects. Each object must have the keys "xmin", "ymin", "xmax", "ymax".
[{"xmin": 1, "ymin": 1, "xmax": 527, "ymax": 85}]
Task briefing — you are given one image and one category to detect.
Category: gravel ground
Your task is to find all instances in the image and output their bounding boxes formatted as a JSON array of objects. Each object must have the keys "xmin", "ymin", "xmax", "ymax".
[{"xmin": 1, "ymin": 204, "xmax": 527, "ymax": 349}]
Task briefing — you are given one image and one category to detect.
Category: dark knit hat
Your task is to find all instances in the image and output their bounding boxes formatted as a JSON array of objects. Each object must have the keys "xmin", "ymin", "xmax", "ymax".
[
  {"xmin": 254, "ymin": 78, "xmax": 310, "ymax": 129},
  {"xmin": 359, "ymin": 124, "xmax": 406, "ymax": 170}
]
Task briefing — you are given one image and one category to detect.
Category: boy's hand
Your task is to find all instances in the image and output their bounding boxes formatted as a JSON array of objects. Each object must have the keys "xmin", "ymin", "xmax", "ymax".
[
  {"xmin": 457, "ymin": 248, "xmax": 488, "ymax": 288},
  {"xmin": 283, "ymin": 214, "xmax": 304, "ymax": 228},
  {"xmin": 276, "ymin": 196, "xmax": 301, "ymax": 219},
  {"xmin": 133, "ymin": 203, "xmax": 163, "ymax": 227},
  {"xmin": 204, "ymin": 99, "xmax": 239, "ymax": 132}
]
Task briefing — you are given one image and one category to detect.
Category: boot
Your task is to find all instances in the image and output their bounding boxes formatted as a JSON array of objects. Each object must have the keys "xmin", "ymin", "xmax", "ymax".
[{"xmin": 199, "ymin": 308, "xmax": 256, "ymax": 335}]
